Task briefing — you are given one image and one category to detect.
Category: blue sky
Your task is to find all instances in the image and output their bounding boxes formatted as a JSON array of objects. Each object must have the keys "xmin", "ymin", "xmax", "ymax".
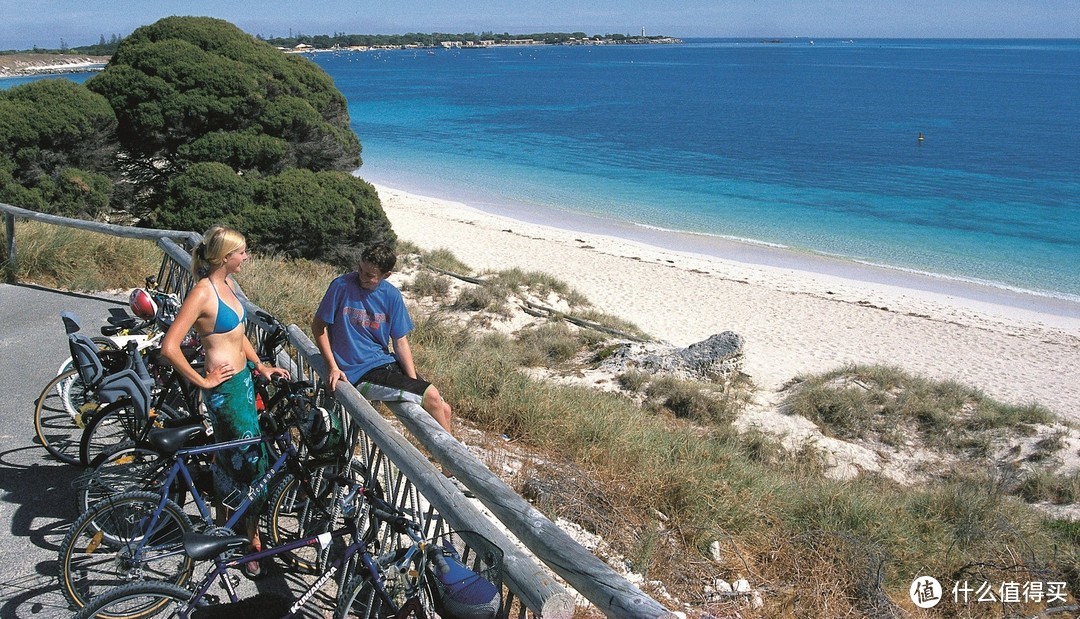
[{"xmin": 2, "ymin": 0, "xmax": 1077, "ymax": 50}]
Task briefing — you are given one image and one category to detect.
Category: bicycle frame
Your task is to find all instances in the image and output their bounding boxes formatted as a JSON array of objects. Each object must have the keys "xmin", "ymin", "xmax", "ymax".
[
  {"xmin": 167, "ymin": 493, "xmax": 430, "ymax": 618},
  {"xmin": 121, "ymin": 417, "xmax": 329, "ymax": 569}
]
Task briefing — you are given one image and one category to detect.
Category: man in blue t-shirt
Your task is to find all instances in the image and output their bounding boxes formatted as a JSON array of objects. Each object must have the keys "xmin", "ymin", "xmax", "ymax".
[{"xmin": 312, "ymin": 243, "xmax": 453, "ymax": 434}]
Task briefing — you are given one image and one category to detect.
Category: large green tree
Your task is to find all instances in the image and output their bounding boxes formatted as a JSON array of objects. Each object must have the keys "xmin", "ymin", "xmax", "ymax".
[
  {"xmin": 88, "ymin": 16, "xmax": 362, "ymax": 212},
  {"xmin": 3, "ymin": 16, "xmax": 396, "ymax": 262},
  {"xmin": 0, "ymin": 79, "xmax": 117, "ymax": 217}
]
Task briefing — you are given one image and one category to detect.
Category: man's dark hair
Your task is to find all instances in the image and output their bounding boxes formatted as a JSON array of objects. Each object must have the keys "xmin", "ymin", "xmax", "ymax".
[{"xmin": 361, "ymin": 243, "xmax": 397, "ymax": 273}]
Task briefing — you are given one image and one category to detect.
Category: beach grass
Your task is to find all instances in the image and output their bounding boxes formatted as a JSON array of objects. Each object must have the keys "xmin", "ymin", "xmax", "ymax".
[
  {"xmin": 2, "ymin": 220, "xmax": 160, "ymax": 290},
  {"xmin": 11, "ymin": 233, "xmax": 1078, "ymax": 617},
  {"xmin": 784, "ymin": 363, "xmax": 1056, "ymax": 453},
  {"xmin": 404, "ymin": 301, "xmax": 1078, "ymax": 617}
]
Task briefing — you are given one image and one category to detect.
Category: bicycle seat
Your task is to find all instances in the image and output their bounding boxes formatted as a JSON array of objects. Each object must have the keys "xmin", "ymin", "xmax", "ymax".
[
  {"xmin": 147, "ymin": 424, "xmax": 206, "ymax": 455},
  {"xmin": 182, "ymin": 532, "xmax": 250, "ymax": 561}
]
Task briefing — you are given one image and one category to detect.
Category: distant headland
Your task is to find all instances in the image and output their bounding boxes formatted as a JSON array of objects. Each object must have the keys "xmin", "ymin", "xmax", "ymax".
[
  {"xmin": 1, "ymin": 31, "xmax": 683, "ymax": 78},
  {"xmin": 268, "ymin": 31, "xmax": 683, "ymax": 53}
]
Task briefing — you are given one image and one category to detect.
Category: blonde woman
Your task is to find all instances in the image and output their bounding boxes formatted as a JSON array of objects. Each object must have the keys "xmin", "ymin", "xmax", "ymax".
[{"xmin": 160, "ymin": 225, "xmax": 287, "ymax": 578}]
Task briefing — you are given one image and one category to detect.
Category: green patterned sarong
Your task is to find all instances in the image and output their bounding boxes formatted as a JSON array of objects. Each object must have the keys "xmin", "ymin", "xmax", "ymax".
[{"xmin": 204, "ymin": 363, "xmax": 268, "ymax": 530}]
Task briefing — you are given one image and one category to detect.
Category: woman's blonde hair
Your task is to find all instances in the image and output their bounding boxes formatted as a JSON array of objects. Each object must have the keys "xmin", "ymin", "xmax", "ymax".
[{"xmin": 192, "ymin": 226, "xmax": 246, "ymax": 279}]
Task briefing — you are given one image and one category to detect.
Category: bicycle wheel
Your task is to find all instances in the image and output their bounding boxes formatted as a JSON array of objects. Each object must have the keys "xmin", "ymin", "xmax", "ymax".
[
  {"xmin": 336, "ymin": 575, "xmax": 393, "ymax": 619},
  {"xmin": 336, "ymin": 570, "xmax": 437, "ymax": 619},
  {"xmin": 262, "ymin": 462, "xmax": 342, "ymax": 573},
  {"xmin": 34, "ymin": 369, "xmax": 92, "ymax": 465},
  {"xmin": 80, "ymin": 402, "xmax": 183, "ymax": 468},
  {"xmin": 76, "ymin": 445, "xmax": 170, "ymax": 515},
  {"xmin": 78, "ymin": 400, "xmax": 143, "ymax": 468},
  {"xmin": 59, "ymin": 490, "xmax": 194, "ymax": 611},
  {"xmin": 73, "ymin": 579, "xmax": 192, "ymax": 619}
]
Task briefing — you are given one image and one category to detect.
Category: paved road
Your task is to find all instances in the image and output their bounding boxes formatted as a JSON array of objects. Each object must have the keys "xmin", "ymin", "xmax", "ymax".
[
  {"xmin": 0, "ymin": 283, "xmax": 127, "ymax": 617},
  {"xmin": 0, "ymin": 283, "xmax": 324, "ymax": 618}
]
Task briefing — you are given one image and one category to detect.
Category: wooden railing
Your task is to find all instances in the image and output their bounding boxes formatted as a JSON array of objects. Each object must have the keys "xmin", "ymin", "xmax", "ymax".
[{"xmin": 2, "ymin": 201, "xmax": 677, "ymax": 618}]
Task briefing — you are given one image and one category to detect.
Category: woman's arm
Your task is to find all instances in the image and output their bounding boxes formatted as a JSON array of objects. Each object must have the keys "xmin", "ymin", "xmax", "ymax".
[{"xmin": 242, "ymin": 332, "xmax": 289, "ymax": 380}]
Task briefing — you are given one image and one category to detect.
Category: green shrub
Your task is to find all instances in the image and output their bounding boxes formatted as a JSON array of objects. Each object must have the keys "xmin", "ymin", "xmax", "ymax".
[
  {"xmin": 515, "ymin": 322, "xmax": 582, "ymax": 366},
  {"xmin": 420, "ymin": 247, "xmax": 471, "ymax": 275},
  {"xmin": 404, "ymin": 270, "xmax": 452, "ymax": 299}
]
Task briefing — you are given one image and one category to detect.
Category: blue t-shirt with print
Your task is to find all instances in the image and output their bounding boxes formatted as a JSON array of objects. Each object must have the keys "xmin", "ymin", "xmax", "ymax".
[{"xmin": 315, "ymin": 273, "xmax": 414, "ymax": 383}]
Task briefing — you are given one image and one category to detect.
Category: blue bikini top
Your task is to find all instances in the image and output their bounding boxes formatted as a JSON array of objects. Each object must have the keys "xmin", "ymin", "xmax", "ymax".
[{"xmin": 211, "ymin": 282, "xmax": 245, "ymax": 334}]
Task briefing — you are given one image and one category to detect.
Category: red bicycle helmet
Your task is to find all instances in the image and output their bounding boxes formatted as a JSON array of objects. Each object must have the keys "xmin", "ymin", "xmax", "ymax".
[{"xmin": 129, "ymin": 288, "xmax": 158, "ymax": 320}]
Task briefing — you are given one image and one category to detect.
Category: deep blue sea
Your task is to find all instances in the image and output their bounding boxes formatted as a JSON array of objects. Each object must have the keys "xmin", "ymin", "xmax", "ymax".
[
  {"xmin": 6, "ymin": 39, "xmax": 1079, "ymax": 301},
  {"xmin": 312, "ymin": 38, "xmax": 1080, "ymax": 302}
]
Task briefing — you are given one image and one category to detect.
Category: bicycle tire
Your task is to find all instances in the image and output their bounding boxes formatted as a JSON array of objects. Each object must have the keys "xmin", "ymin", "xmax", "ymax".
[
  {"xmin": 72, "ymin": 579, "xmax": 192, "ymax": 619},
  {"xmin": 76, "ymin": 445, "xmax": 171, "ymax": 515},
  {"xmin": 33, "ymin": 369, "xmax": 91, "ymax": 465},
  {"xmin": 59, "ymin": 490, "xmax": 194, "ymax": 611},
  {"xmin": 79, "ymin": 401, "xmax": 184, "ymax": 468},
  {"xmin": 336, "ymin": 571, "xmax": 437, "ymax": 619},
  {"xmin": 262, "ymin": 461, "xmax": 343, "ymax": 574},
  {"xmin": 78, "ymin": 400, "xmax": 144, "ymax": 468}
]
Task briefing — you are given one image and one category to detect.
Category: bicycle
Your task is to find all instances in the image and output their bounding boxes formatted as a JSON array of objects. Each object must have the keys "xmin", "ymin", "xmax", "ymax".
[
  {"xmin": 78, "ymin": 307, "xmax": 293, "ymax": 467},
  {"xmin": 59, "ymin": 378, "xmax": 359, "ymax": 611},
  {"xmin": 33, "ymin": 312, "xmax": 160, "ymax": 465},
  {"xmin": 337, "ymin": 489, "xmax": 503, "ymax": 619},
  {"xmin": 73, "ymin": 482, "xmax": 502, "ymax": 619},
  {"xmin": 52, "ymin": 277, "xmax": 183, "ymax": 417}
]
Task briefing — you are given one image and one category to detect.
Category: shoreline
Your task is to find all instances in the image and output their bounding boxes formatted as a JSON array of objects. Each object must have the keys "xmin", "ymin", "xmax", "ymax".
[
  {"xmin": 0, "ymin": 55, "xmax": 108, "ymax": 79},
  {"xmin": 370, "ymin": 180, "xmax": 1080, "ymax": 419}
]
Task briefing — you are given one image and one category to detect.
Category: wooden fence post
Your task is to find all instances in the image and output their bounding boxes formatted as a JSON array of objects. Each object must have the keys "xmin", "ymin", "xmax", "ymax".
[{"xmin": 3, "ymin": 212, "xmax": 14, "ymax": 283}]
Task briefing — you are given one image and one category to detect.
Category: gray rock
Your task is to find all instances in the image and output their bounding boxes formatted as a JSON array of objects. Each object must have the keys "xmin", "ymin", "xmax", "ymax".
[{"xmin": 598, "ymin": 331, "xmax": 743, "ymax": 382}]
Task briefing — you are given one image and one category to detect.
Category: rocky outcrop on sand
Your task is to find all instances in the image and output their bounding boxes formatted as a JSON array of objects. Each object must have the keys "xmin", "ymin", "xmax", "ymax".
[{"xmin": 597, "ymin": 331, "xmax": 744, "ymax": 382}]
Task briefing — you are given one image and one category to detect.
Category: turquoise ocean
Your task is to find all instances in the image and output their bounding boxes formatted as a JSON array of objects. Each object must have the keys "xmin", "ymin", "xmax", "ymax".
[
  {"xmin": 313, "ymin": 38, "xmax": 1080, "ymax": 306},
  {"xmin": 6, "ymin": 39, "xmax": 1079, "ymax": 305}
]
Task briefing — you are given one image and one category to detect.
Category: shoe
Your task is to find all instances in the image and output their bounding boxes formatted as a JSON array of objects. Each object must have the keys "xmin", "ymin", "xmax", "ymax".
[
  {"xmin": 241, "ymin": 559, "xmax": 266, "ymax": 580},
  {"xmin": 241, "ymin": 537, "xmax": 267, "ymax": 580},
  {"xmin": 447, "ymin": 476, "xmax": 476, "ymax": 498}
]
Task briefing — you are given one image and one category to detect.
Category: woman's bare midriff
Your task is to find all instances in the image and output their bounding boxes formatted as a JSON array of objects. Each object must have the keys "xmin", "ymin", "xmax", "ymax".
[{"xmin": 199, "ymin": 328, "xmax": 248, "ymax": 378}]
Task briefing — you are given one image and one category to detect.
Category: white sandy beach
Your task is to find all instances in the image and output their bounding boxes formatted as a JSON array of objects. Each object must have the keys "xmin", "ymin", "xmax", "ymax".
[{"xmin": 373, "ymin": 183, "xmax": 1080, "ymax": 421}]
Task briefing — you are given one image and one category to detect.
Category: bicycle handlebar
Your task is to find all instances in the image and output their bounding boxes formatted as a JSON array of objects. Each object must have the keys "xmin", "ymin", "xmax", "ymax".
[{"xmin": 426, "ymin": 545, "xmax": 451, "ymax": 575}]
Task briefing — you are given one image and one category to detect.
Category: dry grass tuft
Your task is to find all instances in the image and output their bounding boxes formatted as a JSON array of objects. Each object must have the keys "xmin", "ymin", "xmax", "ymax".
[{"xmin": 3, "ymin": 220, "xmax": 160, "ymax": 290}]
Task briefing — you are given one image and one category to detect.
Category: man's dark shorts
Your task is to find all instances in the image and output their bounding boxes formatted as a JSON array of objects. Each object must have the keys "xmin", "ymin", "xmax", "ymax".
[{"xmin": 354, "ymin": 362, "xmax": 430, "ymax": 404}]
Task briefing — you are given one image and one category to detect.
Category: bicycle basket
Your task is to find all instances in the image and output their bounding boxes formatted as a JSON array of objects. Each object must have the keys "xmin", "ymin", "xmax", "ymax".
[
  {"xmin": 300, "ymin": 405, "xmax": 346, "ymax": 458},
  {"xmin": 429, "ymin": 532, "xmax": 503, "ymax": 619}
]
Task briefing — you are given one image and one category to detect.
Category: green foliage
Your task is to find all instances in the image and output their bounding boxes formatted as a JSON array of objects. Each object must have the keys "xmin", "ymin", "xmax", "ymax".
[
  {"xmin": 10, "ymin": 15, "xmax": 396, "ymax": 263},
  {"xmin": 246, "ymin": 168, "xmax": 356, "ymax": 259},
  {"xmin": 177, "ymin": 131, "xmax": 289, "ymax": 173},
  {"xmin": 515, "ymin": 322, "xmax": 583, "ymax": 366},
  {"xmin": 154, "ymin": 162, "xmax": 256, "ymax": 230},
  {"xmin": 404, "ymin": 270, "xmax": 452, "ymax": 298},
  {"xmin": 154, "ymin": 165, "xmax": 394, "ymax": 260},
  {"xmin": 786, "ymin": 364, "xmax": 1055, "ymax": 451},
  {"xmin": 419, "ymin": 247, "xmax": 472, "ymax": 275},
  {"xmin": 0, "ymin": 79, "xmax": 117, "ymax": 216},
  {"xmin": 86, "ymin": 15, "xmax": 365, "ymax": 222}
]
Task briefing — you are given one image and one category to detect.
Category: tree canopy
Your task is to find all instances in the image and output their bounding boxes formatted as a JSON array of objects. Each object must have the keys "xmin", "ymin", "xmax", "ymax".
[
  {"xmin": 1, "ymin": 16, "xmax": 394, "ymax": 263},
  {"xmin": 0, "ymin": 79, "xmax": 117, "ymax": 217}
]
